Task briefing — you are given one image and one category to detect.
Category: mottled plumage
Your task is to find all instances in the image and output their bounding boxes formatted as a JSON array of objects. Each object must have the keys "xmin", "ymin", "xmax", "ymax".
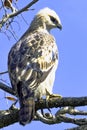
[{"xmin": 8, "ymin": 7, "xmax": 62, "ymax": 125}]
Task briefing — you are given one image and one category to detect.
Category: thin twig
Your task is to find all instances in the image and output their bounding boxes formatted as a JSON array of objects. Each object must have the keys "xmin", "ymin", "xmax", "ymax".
[
  {"xmin": 0, "ymin": 71, "xmax": 8, "ymax": 75},
  {"xmin": 0, "ymin": 82, "xmax": 15, "ymax": 96},
  {"xmin": 56, "ymin": 106, "xmax": 87, "ymax": 115}
]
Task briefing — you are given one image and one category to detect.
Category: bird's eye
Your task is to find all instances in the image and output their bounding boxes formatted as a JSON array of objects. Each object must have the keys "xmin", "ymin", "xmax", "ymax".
[{"xmin": 50, "ymin": 16, "xmax": 57, "ymax": 24}]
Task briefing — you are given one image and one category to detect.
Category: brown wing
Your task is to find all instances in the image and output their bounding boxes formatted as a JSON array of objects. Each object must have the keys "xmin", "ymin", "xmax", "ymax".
[{"xmin": 8, "ymin": 31, "xmax": 58, "ymax": 94}]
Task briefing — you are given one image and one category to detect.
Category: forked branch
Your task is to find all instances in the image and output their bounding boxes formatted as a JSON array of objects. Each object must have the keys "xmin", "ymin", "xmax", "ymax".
[{"xmin": 0, "ymin": 81, "xmax": 87, "ymax": 129}]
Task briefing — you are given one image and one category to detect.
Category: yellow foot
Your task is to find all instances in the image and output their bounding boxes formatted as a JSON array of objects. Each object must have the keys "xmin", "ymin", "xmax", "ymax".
[
  {"xmin": 46, "ymin": 89, "xmax": 62, "ymax": 100},
  {"xmin": 48, "ymin": 94, "xmax": 62, "ymax": 99},
  {"xmin": 45, "ymin": 89, "xmax": 62, "ymax": 114}
]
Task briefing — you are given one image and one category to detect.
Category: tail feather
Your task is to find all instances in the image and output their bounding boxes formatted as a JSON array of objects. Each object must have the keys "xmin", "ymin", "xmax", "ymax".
[
  {"xmin": 19, "ymin": 97, "xmax": 35, "ymax": 125},
  {"xmin": 17, "ymin": 81, "xmax": 35, "ymax": 125}
]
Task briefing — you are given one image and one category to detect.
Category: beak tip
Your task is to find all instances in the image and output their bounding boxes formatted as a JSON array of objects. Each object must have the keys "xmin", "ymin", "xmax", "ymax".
[{"xmin": 57, "ymin": 24, "xmax": 62, "ymax": 30}]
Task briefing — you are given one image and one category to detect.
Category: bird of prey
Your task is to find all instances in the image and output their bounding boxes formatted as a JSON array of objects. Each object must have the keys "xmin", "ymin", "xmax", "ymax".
[{"xmin": 8, "ymin": 7, "xmax": 62, "ymax": 125}]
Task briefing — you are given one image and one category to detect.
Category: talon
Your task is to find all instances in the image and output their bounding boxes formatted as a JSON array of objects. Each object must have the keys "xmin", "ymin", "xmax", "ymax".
[
  {"xmin": 46, "ymin": 95, "xmax": 51, "ymax": 112},
  {"xmin": 49, "ymin": 94, "xmax": 62, "ymax": 99},
  {"xmin": 45, "ymin": 89, "xmax": 62, "ymax": 115},
  {"xmin": 46, "ymin": 89, "xmax": 62, "ymax": 99}
]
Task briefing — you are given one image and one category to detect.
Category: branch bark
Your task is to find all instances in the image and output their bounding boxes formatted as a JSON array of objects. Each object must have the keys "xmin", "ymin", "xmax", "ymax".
[
  {"xmin": 1, "ymin": 82, "xmax": 87, "ymax": 129},
  {"xmin": 0, "ymin": 96, "xmax": 87, "ymax": 128},
  {"xmin": 0, "ymin": 108, "xmax": 19, "ymax": 128},
  {"xmin": 36, "ymin": 96, "xmax": 87, "ymax": 109}
]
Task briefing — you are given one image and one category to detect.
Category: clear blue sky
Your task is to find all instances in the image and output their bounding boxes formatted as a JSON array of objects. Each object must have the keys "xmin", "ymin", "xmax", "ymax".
[{"xmin": 0, "ymin": 0, "xmax": 87, "ymax": 129}]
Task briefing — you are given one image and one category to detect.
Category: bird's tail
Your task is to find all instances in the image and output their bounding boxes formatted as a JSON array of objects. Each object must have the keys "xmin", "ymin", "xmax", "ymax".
[
  {"xmin": 19, "ymin": 97, "xmax": 35, "ymax": 125},
  {"xmin": 17, "ymin": 81, "xmax": 35, "ymax": 125}
]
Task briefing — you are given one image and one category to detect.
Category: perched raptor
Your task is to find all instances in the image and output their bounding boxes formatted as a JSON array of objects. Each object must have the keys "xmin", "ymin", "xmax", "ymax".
[{"xmin": 8, "ymin": 7, "xmax": 62, "ymax": 125}]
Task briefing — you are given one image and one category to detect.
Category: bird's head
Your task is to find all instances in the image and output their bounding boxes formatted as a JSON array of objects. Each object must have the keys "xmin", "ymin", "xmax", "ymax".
[
  {"xmin": 29, "ymin": 8, "xmax": 62, "ymax": 33},
  {"xmin": 36, "ymin": 7, "xmax": 62, "ymax": 31}
]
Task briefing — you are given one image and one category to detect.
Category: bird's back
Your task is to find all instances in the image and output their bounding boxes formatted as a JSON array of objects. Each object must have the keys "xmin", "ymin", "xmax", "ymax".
[{"xmin": 8, "ymin": 30, "xmax": 58, "ymax": 95}]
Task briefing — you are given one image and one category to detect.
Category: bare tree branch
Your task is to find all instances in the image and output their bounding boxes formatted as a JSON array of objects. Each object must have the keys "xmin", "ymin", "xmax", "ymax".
[
  {"xmin": 1, "ymin": 82, "xmax": 87, "ymax": 128},
  {"xmin": 35, "ymin": 96, "xmax": 87, "ymax": 109},
  {"xmin": 0, "ymin": 82, "xmax": 15, "ymax": 96},
  {"xmin": 56, "ymin": 115, "xmax": 87, "ymax": 126},
  {"xmin": 0, "ymin": 107, "xmax": 19, "ymax": 128},
  {"xmin": 0, "ymin": 0, "xmax": 39, "ymax": 29},
  {"xmin": 56, "ymin": 106, "xmax": 87, "ymax": 115},
  {"xmin": 1, "ymin": 97, "xmax": 87, "ymax": 128},
  {"xmin": 0, "ymin": 71, "xmax": 8, "ymax": 75},
  {"xmin": 8, "ymin": 0, "xmax": 39, "ymax": 18},
  {"xmin": 67, "ymin": 125, "xmax": 87, "ymax": 130}
]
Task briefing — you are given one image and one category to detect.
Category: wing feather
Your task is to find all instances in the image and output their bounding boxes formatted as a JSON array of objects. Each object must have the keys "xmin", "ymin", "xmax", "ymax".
[{"xmin": 8, "ymin": 31, "xmax": 58, "ymax": 94}]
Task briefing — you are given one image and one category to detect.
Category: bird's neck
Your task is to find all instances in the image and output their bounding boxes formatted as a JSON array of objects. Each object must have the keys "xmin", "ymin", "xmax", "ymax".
[{"xmin": 28, "ymin": 16, "xmax": 50, "ymax": 34}]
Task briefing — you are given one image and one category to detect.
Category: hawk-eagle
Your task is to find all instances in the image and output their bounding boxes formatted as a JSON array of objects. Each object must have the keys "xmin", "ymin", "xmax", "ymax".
[{"xmin": 8, "ymin": 7, "xmax": 62, "ymax": 125}]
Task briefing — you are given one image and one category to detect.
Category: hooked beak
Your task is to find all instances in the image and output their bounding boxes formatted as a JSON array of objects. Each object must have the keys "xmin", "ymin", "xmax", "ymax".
[{"xmin": 57, "ymin": 23, "xmax": 62, "ymax": 30}]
